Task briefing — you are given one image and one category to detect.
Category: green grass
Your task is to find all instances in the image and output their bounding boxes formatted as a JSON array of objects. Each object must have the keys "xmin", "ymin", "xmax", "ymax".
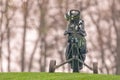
[{"xmin": 0, "ymin": 72, "xmax": 120, "ymax": 80}]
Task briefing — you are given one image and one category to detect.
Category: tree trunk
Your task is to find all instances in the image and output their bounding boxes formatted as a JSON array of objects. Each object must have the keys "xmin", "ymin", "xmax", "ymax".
[
  {"xmin": 37, "ymin": 0, "xmax": 48, "ymax": 72},
  {"xmin": 6, "ymin": 20, "xmax": 11, "ymax": 72},
  {"xmin": 39, "ymin": 36, "xmax": 47, "ymax": 72},
  {"xmin": 28, "ymin": 38, "xmax": 40, "ymax": 72},
  {"xmin": 0, "ymin": 1, "xmax": 3, "ymax": 72},
  {"xmin": 111, "ymin": 0, "xmax": 120, "ymax": 74},
  {"xmin": 21, "ymin": 1, "xmax": 28, "ymax": 72},
  {"xmin": 116, "ymin": 33, "xmax": 120, "ymax": 74},
  {"xmin": 4, "ymin": 0, "xmax": 11, "ymax": 72}
]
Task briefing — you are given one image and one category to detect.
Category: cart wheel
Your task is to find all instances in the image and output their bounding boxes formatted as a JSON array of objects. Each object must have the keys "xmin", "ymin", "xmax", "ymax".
[
  {"xmin": 93, "ymin": 62, "xmax": 98, "ymax": 74},
  {"xmin": 49, "ymin": 60, "xmax": 56, "ymax": 73}
]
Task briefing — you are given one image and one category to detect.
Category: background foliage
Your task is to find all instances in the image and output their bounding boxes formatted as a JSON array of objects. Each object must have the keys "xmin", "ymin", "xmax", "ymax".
[{"xmin": 0, "ymin": 0, "xmax": 120, "ymax": 74}]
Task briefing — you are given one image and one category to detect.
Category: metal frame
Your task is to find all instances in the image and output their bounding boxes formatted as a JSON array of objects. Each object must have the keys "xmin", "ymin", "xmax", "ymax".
[{"xmin": 49, "ymin": 24, "xmax": 98, "ymax": 73}]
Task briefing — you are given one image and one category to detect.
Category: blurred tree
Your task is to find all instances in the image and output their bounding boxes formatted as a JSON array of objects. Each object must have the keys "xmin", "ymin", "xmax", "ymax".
[
  {"xmin": 55, "ymin": 0, "xmax": 65, "ymax": 72},
  {"xmin": 5, "ymin": 0, "xmax": 11, "ymax": 72},
  {"xmin": 4, "ymin": 0, "xmax": 15, "ymax": 72},
  {"xmin": 29, "ymin": 38, "xmax": 40, "ymax": 72},
  {"xmin": 0, "ymin": 0, "xmax": 3, "ymax": 72},
  {"xmin": 21, "ymin": 0, "xmax": 28, "ymax": 72},
  {"xmin": 111, "ymin": 0, "xmax": 120, "ymax": 74},
  {"xmin": 37, "ymin": 0, "xmax": 48, "ymax": 72},
  {"xmin": 0, "ymin": 0, "xmax": 120, "ymax": 74},
  {"xmin": 88, "ymin": 1, "xmax": 112, "ymax": 74}
]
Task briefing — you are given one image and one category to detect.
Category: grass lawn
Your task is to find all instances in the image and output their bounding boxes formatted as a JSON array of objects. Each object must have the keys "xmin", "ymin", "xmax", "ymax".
[{"xmin": 0, "ymin": 72, "xmax": 120, "ymax": 80}]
